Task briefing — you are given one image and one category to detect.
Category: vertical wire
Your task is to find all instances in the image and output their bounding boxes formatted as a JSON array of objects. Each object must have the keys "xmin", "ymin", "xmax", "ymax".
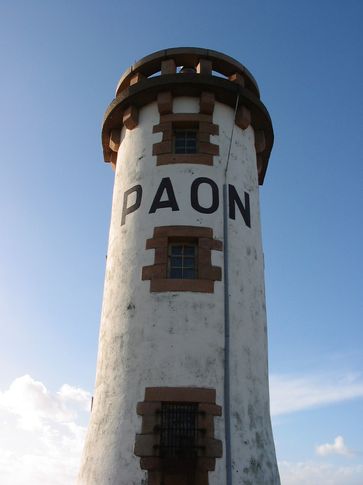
[{"xmin": 223, "ymin": 92, "xmax": 240, "ymax": 485}]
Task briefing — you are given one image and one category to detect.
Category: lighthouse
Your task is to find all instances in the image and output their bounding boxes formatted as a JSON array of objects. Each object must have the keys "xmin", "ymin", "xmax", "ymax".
[{"xmin": 78, "ymin": 47, "xmax": 280, "ymax": 485}]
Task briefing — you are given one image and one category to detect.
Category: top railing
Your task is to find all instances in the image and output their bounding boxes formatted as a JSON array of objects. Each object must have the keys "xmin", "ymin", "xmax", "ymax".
[{"xmin": 115, "ymin": 47, "xmax": 260, "ymax": 99}]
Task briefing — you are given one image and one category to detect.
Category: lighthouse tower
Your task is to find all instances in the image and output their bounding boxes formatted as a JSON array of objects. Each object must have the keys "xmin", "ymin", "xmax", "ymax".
[{"xmin": 78, "ymin": 48, "xmax": 280, "ymax": 485}]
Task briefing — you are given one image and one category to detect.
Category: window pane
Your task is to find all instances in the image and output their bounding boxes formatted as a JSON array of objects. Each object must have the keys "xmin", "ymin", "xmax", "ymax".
[
  {"xmin": 184, "ymin": 246, "xmax": 195, "ymax": 255},
  {"xmin": 183, "ymin": 269, "xmax": 196, "ymax": 279},
  {"xmin": 174, "ymin": 130, "xmax": 197, "ymax": 154},
  {"xmin": 168, "ymin": 242, "xmax": 197, "ymax": 279},
  {"xmin": 171, "ymin": 245, "xmax": 183, "ymax": 255},
  {"xmin": 170, "ymin": 268, "xmax": 182, "ymax": 279},
  {"xmin": 186, "ymin": 140, "xmax": 196, "ymax": 147},
  {"xmin": 183, "ymin": 257, "xmax": 195, "ymax": 267},
  {"xmin": 171, "ymin": 256, "xmax": 182, "ymax": 267}
]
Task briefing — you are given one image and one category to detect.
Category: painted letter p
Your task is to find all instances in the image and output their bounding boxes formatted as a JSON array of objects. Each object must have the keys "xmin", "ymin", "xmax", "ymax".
[{"xmin": 121, "ymin": 185, "xmax": 142, "ymax": 226}]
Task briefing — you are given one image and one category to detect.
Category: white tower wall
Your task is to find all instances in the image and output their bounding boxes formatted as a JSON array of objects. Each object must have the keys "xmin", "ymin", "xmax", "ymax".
[{"xmin": 78, "ymin": 48, "xmax": 279, "ymax": 485}]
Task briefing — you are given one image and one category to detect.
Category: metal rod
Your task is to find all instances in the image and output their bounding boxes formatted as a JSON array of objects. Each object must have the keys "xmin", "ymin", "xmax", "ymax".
[
  {"xmin": 223, "ymin": 92, "xmax": 240, "ymax": 485},
  {"xmin": 223, "ymin": 183, "xmax": 232, "ymax": 485}
]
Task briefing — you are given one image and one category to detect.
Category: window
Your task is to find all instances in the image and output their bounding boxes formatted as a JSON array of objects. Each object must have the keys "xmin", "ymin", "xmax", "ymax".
[
  {"xmin": 135, "ymin": 387, "xmax": 223, "ymax": 483},
  {"xmin": 152, "ymin": 105, "xmax": 219, "ymax": 166},
  {"xmin": 142, "ymin": 226, "xmax": 222, "ymax": 293},
  {"xmin": 168, "ymin": 242, "xmax": 197, "ymax": 279},
  {"xmin": 160, "ymin": 402, "xmax": 198, "ymax": 458},
  {"xmin": 174, "ymin": 130, "xmax": 197, "ymax": 154}
]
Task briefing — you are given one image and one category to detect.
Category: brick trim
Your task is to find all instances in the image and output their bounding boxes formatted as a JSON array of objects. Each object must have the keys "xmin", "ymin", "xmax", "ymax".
[
  {"xmin": 135, "ymin": 387, "xmax": 223, "ymax": 483},
  {"xmin": 154, "ymin": 226, "xmax": 213, "ymax": 238},
  {"xmin": 157, "ymin": 91, "xmax": 173, "ymax": 114},
  {"xmin": 254, "ymin": 129, "xmax": 266, "ymax": 153},
  {"xmin": 161, "ymin": 58, "xmax": 176, "ymax": 75},
  {"xmin": 235, "ymin": 105, "xmax": 251, "ymax": 130},
  {"xmin": 142, "ymin": 226, "xmax": 222, "ymax": 293},
  {"xmin": 200, "ymin": 91, "xmax": 215, "ymax": 114},
  {"xmin": 123, "ymin": 105, "xmax": 139, "ymax": 130},
  {"xmin": 155, "ymin": 153, "xmax": 214, "ymax": 166},
  {"xmin": 144, "ymin": 387, "xmax": 216, "ymax": 403},
  {"xmin": 229, "ymin": 72, "xmax": 245, "ymax": 86},
  {"xmin": 102, "ymin": 66, "xmax": 274, "ymax": 183},
  {"xmin": 152, "ymin": 93, "xmax": 219, "ymax": 167},
  {"xmin": 130, "ymin": 72, "xmax": 144, "ymax": 86},
  {"xmin": 109, "ymin": 129, "xmax": 121, "ymax": 152},
  {"xmin": 196, "ymin": 59, "xmax": 213, "ymax": 76},
  {"xmin": 153, "ymin": 120, "xmax": 219, "ymax": 136},
  {"xmin": 150, "ymin": 279, "xmax": 214, "ymax": 293}
]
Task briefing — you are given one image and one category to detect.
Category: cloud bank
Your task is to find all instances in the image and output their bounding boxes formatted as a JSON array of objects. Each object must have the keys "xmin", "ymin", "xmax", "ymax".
[
  {"xmin": 0, "ymin": 375, "xmax": 90, "ymax": 485},
  {"xmin": 1, "ymin": 372, "xmax": 363, "ymax": 484},
  {"xmin": 279, "ymin": 461, "xmax": 363, "ymax": 485},
  {"xmin": 270, "ymin": 372, "xmax": 363, "ymax": 416},
  {"xmin": 316, "ymin": 436, "xmax": 354, "ymax": 458}
]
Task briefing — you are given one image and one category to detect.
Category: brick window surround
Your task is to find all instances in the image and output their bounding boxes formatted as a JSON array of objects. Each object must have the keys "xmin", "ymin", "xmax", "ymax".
[
  {"xmin": 134, "ymin": 387, "xmax": 222, "ymax": 485},
  {"xmin": 142, "ymin": 226, "xmax": 222, "ymax": 293},
  {"xmin": 152, "ymin": 91, "xmax": 219, "ymax": 166}
]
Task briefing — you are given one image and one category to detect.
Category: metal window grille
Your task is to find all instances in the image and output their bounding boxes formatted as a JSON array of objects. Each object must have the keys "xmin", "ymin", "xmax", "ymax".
[
  {"xmin": 168, "ymin": 243, "xmax": 197, "ymax": 279},
  {"xmin": 174, "ymin": 130, "xmax": 197, "ymax": 154},
  {"xmin": 159, "ymin": 403, "xmax": 198, "ymax": 458}
]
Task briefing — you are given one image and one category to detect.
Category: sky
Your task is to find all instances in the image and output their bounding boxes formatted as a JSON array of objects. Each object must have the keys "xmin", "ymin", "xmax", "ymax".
[{"xmin": 0, "ymin": 0, "xmax": 362, "ymax": 483}]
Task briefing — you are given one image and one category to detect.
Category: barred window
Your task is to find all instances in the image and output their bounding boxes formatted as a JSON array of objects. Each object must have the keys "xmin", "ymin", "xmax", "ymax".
[
  {"xmin": 168, "ymin": 242, "xmax": 197, "ymax": 279},
  {"xmin": 174, "ymin": 130, "xmax": 197, "ymax": 154},
  {"xmin": 159, "ymin": 402, "xmax": 198, "ymax": 458}
]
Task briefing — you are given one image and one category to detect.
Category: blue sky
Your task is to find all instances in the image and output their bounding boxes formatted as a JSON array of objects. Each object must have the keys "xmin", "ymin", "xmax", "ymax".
[{"xmin": 0, "ymin": 1, "xmax": 362, "ymax": 483}]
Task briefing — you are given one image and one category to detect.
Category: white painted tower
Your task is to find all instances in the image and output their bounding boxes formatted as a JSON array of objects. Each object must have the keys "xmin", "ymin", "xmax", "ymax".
[{"xmin": 78, "ymin": 48, "xmax": 280, "ymax": 485}]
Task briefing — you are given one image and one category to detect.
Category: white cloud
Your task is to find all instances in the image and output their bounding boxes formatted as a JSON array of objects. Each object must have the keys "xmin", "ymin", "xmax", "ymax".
[
  {"xmin": 270, "ymin": 372, "xmax": 363, "ymax": 416},
  {"xmin": 279, "ymin": 461, "xmax": 363, "ymax": 485},
  {"xmin": 58, "ymin": 384, "xmax": 91, "ymax": 412},
  {"xmin": 316, "ymin": 436, "xmax": 354, "ymax": 457},
  {"xmin": 1, "ymin": 372, "xmax": 363, "ymax": 484},
  {"xmin": 0, "ymin": 375, "xmax": 91, "ymax": 485}
]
